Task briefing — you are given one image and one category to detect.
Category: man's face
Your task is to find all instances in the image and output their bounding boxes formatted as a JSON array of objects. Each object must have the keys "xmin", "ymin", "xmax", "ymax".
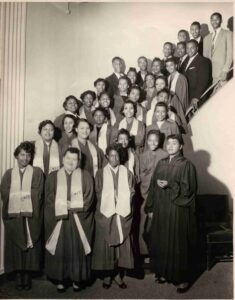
[
  {"xmin": 138, "ymin": 58, "xmax": 148, "ymax": 71},
  {"xmin": 163, "ymin": 44, "xmax": 173, "ymax": 58},
  {"xmin": 186, "ymin": 42, "xmax": 198, "ymax": 58},
  {"xmin": 177, "ymin": 44, "xmax": 186, "ymax": 58},
  {"xmin": 211, "ymin": 14, "xmax": 222, "ymax": 30},
  {"xmin": 112, "ymin": 59, "xmax": 122, "ymax": 73},
  {"xmin": 190, "ymin": 24, "xmax": 200, "ymax": 39}
]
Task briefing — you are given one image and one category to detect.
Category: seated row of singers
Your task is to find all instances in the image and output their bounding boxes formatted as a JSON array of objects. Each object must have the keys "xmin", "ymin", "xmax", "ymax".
[{"xmin": 1, "ymin": 132, "xmax": 197, "ymax": 293}]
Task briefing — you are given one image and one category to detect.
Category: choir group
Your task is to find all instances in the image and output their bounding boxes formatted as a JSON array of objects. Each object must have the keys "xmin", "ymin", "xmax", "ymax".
[{"xmin": 0, "ymin": 12, "xmax": 233, "ymax": 295}]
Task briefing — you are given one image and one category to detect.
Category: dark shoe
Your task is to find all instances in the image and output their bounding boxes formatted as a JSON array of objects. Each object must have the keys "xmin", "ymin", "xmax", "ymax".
[
  {"xmin": 157, "ymin": 277, "xmax": 166, "ymax": 284},
  {"xmin": 16, "ymin": 272, "xmax": 23, "ymax": 291},
  {"xmin": 102, "ymin": 282, "xmax": 111, "ymax": 289},
  {"xmin": 57, "ymin": 284, "xmax": 66, "ymax": 293},
  {"xmin": 114, "ymin": 279, "xmax": 127, "ymax": 289},
  {"xmin": 23, "ymin": 272, "xmax": 32, "ymax": 290},
  {"xmin": 73, "ymin": 282, "xmax": 83, "ymax": 292},
  {"xmin": 177, "ymin": 283, "xmax": 190, "ymax": 293}
]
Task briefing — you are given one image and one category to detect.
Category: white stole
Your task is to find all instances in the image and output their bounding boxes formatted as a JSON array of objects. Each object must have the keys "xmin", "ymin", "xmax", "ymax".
[
  {"xmin": 118, "ymin": 118, "xmax": 139, "ymax": 136},
  {"xmin": 109, "ymin": 108, "xmax": 116, "ymax": 126},
  {"xmin": 71, "ymin": 138, "xmax": 98, "ymax": 177},
  {"xmin": 136, "ymin": 105, "xmax": 144, "ymax": 122},
  {"xmin": 168, "ymin": 71, "xmax": 180, "ymax": 93},
  {"xmin": 127, "ymin": 149, "xmax": 135, "ymax": 175},
  {"xmin": 146, "ymin": 109, "xmax": 154, "ymax": 126},
  {"xmin": 33, "ymin": 138, "xmax": 60, "ymax": 174},
  {"xmin": 97, "ymin": 123, "xmax": 108, "ymax": 154}
]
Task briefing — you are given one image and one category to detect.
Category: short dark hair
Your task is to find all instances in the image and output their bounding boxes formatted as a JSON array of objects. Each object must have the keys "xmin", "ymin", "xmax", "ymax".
[
  {"xmin": 92, "ymin": 107, "xmax": 107, "ymax": 118},
  {"xmin": 152, "ymin": 57, "xmax": 161, "ymax": 64},
  {"xmin": 138, "ymin": 56, "xmax": 148, "ymax": 63},
  {"xmin": 117, "ymin": 128, "xmax": 131, "ymax": 140},
  {"xmin": 211, "ymin": 12, "xmax": 222, "ymax": 21},
  {"xmin": 106, "ymin": 143, "xmax": 122, "ymax": 156},
  {"xmin": 127, "ymin": 67, "xmax": 137, "ymax": 74},
  {"xmin": 80, "ymin": 90, "xmax": 96, "ymax": 102},
  {"xmin": 164, "ymin": 42, "xmax": 173, "ymax": 48},
  {"xmin": 14, "ymin": 141, "xmax": 35, "ymax": 158},
  {"xmin": 93, "ymin": 78, "xmax": 108, "ymax": 90},
  {"xmin": 118, "ymin": 75, "xmax": 131, "ymax": 86},
  {"xmin": 62, "ymin": 114, "xmax": 77, "ymax": 131},
  {"xmin": 167, "ymin": 134, "xmax": 184, "ymax": 145},
  {"xmin": 129, "ymin": 85, "xmax": 141, "ymax": 94},
  {"xmin": 147, "ymin": 129, "xmax": 161, "ymax": 140},
  {"xmin": 177, "ymin": 41, "xmax": 186, "ymax": 48},
  {"xmin": 76, "ymin": 118, "xmax": 93, "ymax": 132},
  {"xmin": 154, "ymin": 101, "xmax": 168, "ymax": 112},
  {"xmin": 63, "ymin": 95, "xmax": 80, "ymax": 110},
  {"xmin": 191, "ymin": 21, "xmax": 201, "ymax": 29},
  {"xmin": 98, "ymin": 91, "xmax": 111, "ymax": 102},
  {"xmin": 187, "ymin": 39, "xmax": 199, "ymax": 48},
  {"xmin": 165, "ymin": 57, "xmax": 177, "ymax": 65},
  {"xmin": 157, "ymin": 87, "xmax": 170, "ymax": 98},
  {"xmin": 155, "ymin": 75, "xmax": 168, "ymax": 87},
  {"xmin": 121, "ymin": 100, "xmax": 137, "ymax": 117},
  {"xmin": 112, "ymin": 56, "xmax": 122, "ymax": 63},
  {"xmin": 38, "ymin": 120, "xmax": 55, "ymax": 134},
  {"xmin": 63, "ymin": 147, "xmax": 80, "ymax": 159},
  {"xmin": 178, "ymin": 29, "xmax": 188, "ymax": 35},
  {"xmin": 145, "ymin": 73, "xmax": 156, "ymax": 83}
]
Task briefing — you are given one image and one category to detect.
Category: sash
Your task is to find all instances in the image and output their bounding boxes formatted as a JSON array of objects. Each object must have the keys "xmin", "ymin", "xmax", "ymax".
[
  {"xmin": 97, "ymin": 123, "xmax": 108, "ymax": 154},
  {"xmin": 168, "ymin": 71, "xmax": 180, "ymax": 93},
  {"xmin": 146, "ymin": 109, "xmax": 154, "ymax": 126},
  {"xmin": 109, "ymin": 108, "xmax": 116, "ymax": 126},
  {"xmin": 118, "ymin": 118, "xmax": 139, "ymax": 136},
  {"xmin": 33, "ymin": 138, "xmax": 60, "ymax": 174},
  {"xmin": 136, "ymin": 105, "xmax": 144, "ymax": 122},
  {"xmin": 100, "ymin": 165, "xmax": 131, "ymax": 218},
  {"xmin": 72, "ymin": 138, "xmax": 98, "ymax": 177},
  {"xmin": 128, "ymin": 149, "xmax": 135, "ymax": 175}
]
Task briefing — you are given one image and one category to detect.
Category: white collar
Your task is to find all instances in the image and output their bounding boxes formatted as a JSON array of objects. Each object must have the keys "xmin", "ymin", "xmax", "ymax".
[
  {"xmin": 114, "ymin": 72, "xmax": 122, "ymax": 79},
  {"xmin": 195, "ymin": 36, "xmax": 201, "ymax": 43},
  {"xmin": 108, "ymin": 164, "xmax": 119, "ymax": 174},
  {"xmin": 65, "ymin": 111, "xmax": 77, "ymax": 117}
]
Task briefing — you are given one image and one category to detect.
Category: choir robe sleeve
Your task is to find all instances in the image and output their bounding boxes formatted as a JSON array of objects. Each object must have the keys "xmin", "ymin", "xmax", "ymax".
[
  {"xmin": 1, "ymin": 169, "xmax": 12, "ymax": 221},
  {"xmin": 134, "ymin": 121, "xmax": 146, "ymax": 148},
  {"xmin": 168, "ymin": 161, "xmax": 197, "ymax": 207},
  {"xmin": 144, "ymin": 162, "xmax": 159, "ymax": 213}
]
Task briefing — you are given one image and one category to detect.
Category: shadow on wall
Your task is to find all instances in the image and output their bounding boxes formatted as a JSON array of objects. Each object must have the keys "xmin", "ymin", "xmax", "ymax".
[
  {"xmin": 200, "ymin": 23, "xmax": 210, "ymax": 38},
  {"xmin": 227, "ymin": 16, "xmax": 233, "ymax": 32}
]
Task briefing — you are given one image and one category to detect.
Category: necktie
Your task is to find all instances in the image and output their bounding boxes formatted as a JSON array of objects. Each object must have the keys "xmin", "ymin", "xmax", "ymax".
[{"xmin": 211, "ymin": 30, "xmax": 217, "ymax": 55}]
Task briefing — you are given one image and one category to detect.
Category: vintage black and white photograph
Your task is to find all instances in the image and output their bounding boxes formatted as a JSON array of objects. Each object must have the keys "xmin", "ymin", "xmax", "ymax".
[{"xmin": 0, "ymin": 1, "xmax": 234, "ymax": 299}]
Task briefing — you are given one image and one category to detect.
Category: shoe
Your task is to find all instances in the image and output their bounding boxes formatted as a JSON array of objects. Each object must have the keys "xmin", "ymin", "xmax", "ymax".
[
  {"xmin": 73, "ymin": 282, "xmax": 83, "ymax": 292},
  {"xmin": 157, "ymin": 277, "xmax": 166, "ymax": 284},
  {"xmin": 114, "ymin": 279, "xmax": 127, "ymax": 289},
  {"xmin": 23, "ymin": 272, "xmax": 32, "ymax": 290},
  {"xmin": 16, "ymin": 272, "xmax": 23, "ymax": 291},
  {"xmin": 102, "ymin": 282, "xmax": 111, "ymax": 289},
  {"xmin": 57, "ymin": 284, "xmax": 66, "ymax": 293},
  {"xmin": 176, "ymin": 283, "xmax": 190, "ymax": 293}
]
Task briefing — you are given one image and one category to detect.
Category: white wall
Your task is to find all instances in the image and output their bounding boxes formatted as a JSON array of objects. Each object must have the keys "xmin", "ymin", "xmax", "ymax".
[{"xmin": 24, "ymin": 2, "xmax": 234, "ymax": 208}]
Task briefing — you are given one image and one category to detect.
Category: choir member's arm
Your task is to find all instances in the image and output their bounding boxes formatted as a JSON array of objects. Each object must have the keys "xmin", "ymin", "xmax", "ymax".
[
  {"xmin": 128, "ymin": 170, "xmax": 135, "ymax": 203},
  {"xmin": 144, "ymin": 167, "xmax": 157, "ymax": 214},
  {"xmin": 0, "ymin": 170, "xmax": 11, "ymax": 220},
  {"xmin": 134, "ymin": 153, "xmax": 140, "ymax": 184}
]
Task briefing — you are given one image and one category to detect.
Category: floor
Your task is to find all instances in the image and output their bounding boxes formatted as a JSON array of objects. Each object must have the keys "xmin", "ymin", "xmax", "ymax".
[{"xmin": 0, "ymin": 262, "xmax": 233, "ymax": 299}]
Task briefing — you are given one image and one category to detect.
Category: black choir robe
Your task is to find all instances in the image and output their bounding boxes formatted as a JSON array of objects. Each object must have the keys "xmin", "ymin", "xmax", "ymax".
[
  {"xmin": 79, "ymin": 106, "xmax": 95, "ymax": 126},
  {"xmin": 92, "ymin": 167, "xmax": 135, "ymax": 270},
  {"xmin": 112, "ymin": 93, "xmax": 128, "ymax": 122},
  {"xmin": 136, "ymin": 71, "xmax": 149, "ymax": 88},
  {"xmin": 145, "ymin": 154, "xmax": 197, "ymax": 283},
  {"xmin": 44, "ymin": 169, "xmax": 94, "ymax": 282},
  {"xmin": 58, "ymin": 132, "xmax": 77, "ymax": 160},
  {"xmin": 105, "ymin": 73, "xmax": 120, "ymax": 97},
  {"xmin": 178, "ymin": 56, "xmax": 189, "ymax": 74},
  {"xmin": 1, "ymin": 167, "xmax": 44, "ymax": 273}
]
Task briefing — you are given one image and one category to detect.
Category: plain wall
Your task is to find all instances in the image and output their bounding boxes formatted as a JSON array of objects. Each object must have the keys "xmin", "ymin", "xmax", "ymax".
[{"xmin": 24, "ymin": 2, "xmax": 234, "ymax": 207}]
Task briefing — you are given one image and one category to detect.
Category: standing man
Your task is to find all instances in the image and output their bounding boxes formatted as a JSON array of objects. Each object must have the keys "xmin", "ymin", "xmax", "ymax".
[
  {"xmin": 106, "ymin": 57, "xmax": 125, "ymax": 97},
  {"xmin": 136, "ymin": 56, "xmax": 149, "ymax": 88},
  {"xmin": 203, "ymin": 12, "xmax": 233, "ymax": 84},
  {"xmin": 183, "ymin": 40, "xmax": 212, "ymax": 108},
  {"xmin": 161, "ymin": 42, "xmax": 175, "ymax": 76},
  {"xmin": 190, "ymin": 21, "xmax": 203, "ymax": 55},
  {"xmin": 176, "ymin": 42, "xmax": 189, "ymax": 73}
]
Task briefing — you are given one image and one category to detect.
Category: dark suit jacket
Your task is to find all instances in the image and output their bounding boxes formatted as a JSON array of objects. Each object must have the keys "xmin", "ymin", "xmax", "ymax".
[
  {"xmin": 197, "ymin": 36, "xmax": 203, "ymax": 56},
  {"xmin": 182, "ymin": 53, "xmax": 212, "ymax": 103},
  {"xmin": 178, "ymin": 56, "xmax": 189, "ymax": 73},
  {"xmin": 136, "ymin": 71, "xmax": 149, "ymax": 88},
  {"xmin": 105, "ymin": 73, "xmax": 119, "ymax": 97}
]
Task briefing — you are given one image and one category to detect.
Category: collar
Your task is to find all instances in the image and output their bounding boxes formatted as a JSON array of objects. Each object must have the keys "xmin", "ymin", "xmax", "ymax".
[
  {"xmin": 65, "ymin": 111, "xmax": 77, "ymax": 117},
  {"xmin": 114, "ymin": 72, "xmax": 123, "ymax": 79},
  {"xmin": 213, "ymin": 26, "xmax": 222, "ymax": 35},
  {"xmin": 108, "ymin": 164, "xmax": 119, "ymax": 174},
  {"xmin": 195, "ymin": 36, "xmax": 201, "ymax": 43},
  {"xmin": 189, "ymin": 52, "xmax": 198, "ymax": 60}
]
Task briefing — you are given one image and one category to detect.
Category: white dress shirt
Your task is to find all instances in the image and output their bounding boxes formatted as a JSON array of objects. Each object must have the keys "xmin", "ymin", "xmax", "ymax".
[{"xmin": 185, "ymin": 53, "xmax": 198, "ymax": 71}]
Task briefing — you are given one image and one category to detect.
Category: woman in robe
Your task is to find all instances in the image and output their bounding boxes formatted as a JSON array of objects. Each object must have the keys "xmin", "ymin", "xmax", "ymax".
[
  {"xmin": 139, "ymin": 130, "xmax": 168, "ymax": 256},
  {"xmin": 146, "ymin": 102, "xmax": 180, "ymax": 150},
  {"xmin": 1, "ymin": 141, "xmax": 44, "ymax": 290},
  {"xmin": 165, "ymin": 57, "xmax": 189, "ymax": 112},
  {"xmin": 44, "ymin": 147, "xmax": 94, "ymax": 292},
  {"xmin": 127, "ymin": 67, "xmax": 138, "ymax": 87},
  {"xmin": 71, "ymin": 118, "xmax": 104, "ymax": 178},
  {"xmin": 58, "ymin": 114, "xmax": 77, "ymax": 160},
  {"xmin": 93, "ymin": 78, "xmax": 108, "ymax": 108},
  {"xmin": 144, "ymin": 75, "xmax": 167, "ymax": 110},
  {"xmin": 128, "ymin": 85, "xmax": 147, "ymax": 123},
  {"xmin": 111, "ymin": 100, "xmax": 145, "ymax": 154},
  {"xmin": 151, "ymin": 57, "xmax": 164, "ymax": 77},
  {"xmin": 113, "ymin": 76, "xmax": 130, "ymax": 122},
  {"xmin": 92, "ymin": 144, "xmax": 135, "ymax": 289},
  {"xmin": 98, "ymin": 92, "xmax": 116, "ymax": 126},
  {"xmin": 33, "ymin": 120, "xmax": 61, "ymax": 177},
  {"xmin": 145, "ymin": 134, "xmax": 197, "ymax": 293},
  {"xmin": 89, "ymin": 107, "xmax": 112, "ymax": 155},
  {"xmin": 79, "ymin": 90, "xmax": 96, "ymax": 125},
  {"xmin": 143, "ymin": 74, "xmax": 158, "ymax": 110}
]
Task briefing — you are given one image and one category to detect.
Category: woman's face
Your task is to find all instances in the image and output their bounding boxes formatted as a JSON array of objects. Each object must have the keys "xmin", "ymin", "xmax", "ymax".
[
  {"xmin": 65, "ymin": 99, "xmax": 78, "ymax": 113},
  {"xmin": 108, "ymin": 149, "xmax": 120, "ymax": 168},
  {"xmin": 99, "ymin": 94, "xmax": 111, "ymax": 108},
  {"xmin": 118, "ymin": 79, "xmax": 128, "ymax": 93},
  {"xmin": 83, "ymin": 94, "xmax": 94, "ymax": 108},
  {"xmin": 40, "ymin": 124, "xmax": 54, "ymax": 142},
  {"xmin": 117, "ymin": 134, "xmax": 129, "ymax": 149},
  {"xmin": 63, "ymin": 117, "xmax": 75, "ymax": 134},
  {"xmin": 158, "ymin": 92, "xmax": 169, "ymax": 103},
  {"xmin": 17, "ymin": 149, "xmax": 31, "ymax": 168},
  {"xmin": 129, "ymin": 89, "xmax": 140, "ymax": 103},
  {"xmin": 147, "ymin": 134, "xmax": 159, "ymax": 151},
  {"xmin": 151, "ymin": 61, "xmax": 161, "ymax": 75},
  {"xmin": 123, "ymin": 103, "xmax": 134, "ymax": 118},
  {"xmin": 155, "ymin": 78, "xmax": 166, "ymax": 92},
  {"xmin": 178, "ymin": 31, "xmax": 188, "ymax": 42},
  {"xmin": 166, "ymin": 61, "xmax": 176, "ymax": 74},
  {"xmin": 127, "ymin": 71, "xmax": 137, "ymax": 84},
  {"xmin": 63, "ymin": 151, "xmax": 79, "ymax": 172},
  {"xmin": 145, "ymin": 75, "xmax": 155, "ymax": 88},
  {"xmin": 166, "ymin": 138, "xmax": 182, "ymax": 155},
  {"xmin": 94, "ymin": 111, "xmax": 105, "ymax": 126},
  {"xmin": 155, "ymin": 106, "xmax": 167, "ymax": 121},
  {"xmin": 76, "ymin": 121, "xmax": 90, "ymax": 139},
  {"xmin": 95, "ymin": 82, "xmax": 106, "ymax": 94}
]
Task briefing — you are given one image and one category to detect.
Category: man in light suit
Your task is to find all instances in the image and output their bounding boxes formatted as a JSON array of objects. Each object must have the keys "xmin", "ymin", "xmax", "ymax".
[
  {"xmin": 106, "ymin": 57, "xmax": 125, "ymax": 97},
  {"xmin": 183, "ymin": 40, "xmax": 212, "ymax": 108},
  {"xmin": 203, "ymin": 12, "xmax": 233, "ymax": 84}
]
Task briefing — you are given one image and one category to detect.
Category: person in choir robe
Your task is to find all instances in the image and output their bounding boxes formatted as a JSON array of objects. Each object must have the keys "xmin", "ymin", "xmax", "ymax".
[
  {"xmin": 113, "ymin": 76, "xmax": 131, "ymax": 122},
  {"xmin": 145, "ymin": 134, "xmax": 197, "ymax": 293},
  {"xmin": 127, "ymin": 67, "xmax": 138, "ymax": 86},
  {"xmin": 92, "ymin": 144, "xmax": 135, "ymax": 289},
  {"xmin": 136, "ymin": 56, "xmax": 149, "ymax": 88},
  {"xmin": 146, "ymin": 102, "xmax": 180, "ymax": 149},
  {"xmin": 58, "ymin": 114, "xmax": 77, "ymax": 160},
  {"xmin": 44, "ymin": 147, "xmax": 94, "ymax": 292},
  {"xmin": 54, "ymin": 95, "xmax": 81, "ymax": 138},
  {"xmin": 128, "ymin": 85, "xmax": 147, "ymax": 123},
  {"xmin": 161, "ymin": 42, "xmax": 174, "ymax": 76},
  {"xmin": 116, "ymin": 128, "xmax": 140, "ymax": 182},
  {"xmin": 144, "ymin": 74, "xmax": 158, "ymax": 110},
  {"xmin": 111, "ymin": 100, "xmax": 146, "ymax": 154},
  {"xmin": 71, "ymin": 118, "xmax": 104, "ymax": 178},
  {"xmin": 139, "ymin": 130, "xmax": 168, "ymax": 257},
  {"xmin": 79, "ymin": 90, "xmax": 96, "ymax": 125},
  {"xmin": 177, "ymin": 29, "xmax": 190, "ymax": 43},
  {"xmin": 106, "ymin": 56, "xmax": 125, "ymax": 97},
  {"xmin": 176, "ymin": 42, "xmax": 189, "ymax": 73},
  {"xmin": 190, "ymin": 21, "xmax": 203, "ymax": 55},
  {"xmin": 89, "ymin": 107, "xmax": 112, "ymax": 155},
  {"xmin": 145, "ymin": 75, "xmax": 168, "ymax": 110},
  {"xmin": 98, "ymin": 92, "xmax": 116, "ymax": 126},
  {"xmin": 151, "ymin": 57, "xmax": 164, "ymax": 77},
  {"xmin": 1, "ymin": 141, "xmax": 44, "ymax": 290},
  {"xmin": 165, "ymin": 57, "xmax": 189, "ymax": 112},
  {"xmin": 93, "ymin": 78, "xmax": 109, "ymax": 108},
  {"xmin": 33, "ymin": 120, "xmax": 60, "ymax": 177}
]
